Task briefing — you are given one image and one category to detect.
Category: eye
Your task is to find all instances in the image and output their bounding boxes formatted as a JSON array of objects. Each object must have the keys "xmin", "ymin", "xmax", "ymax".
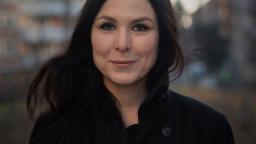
[
  {"xmin": 99, "ymin": 22, "xmax": 115, "ymax": 31},
  {"xmin": 132, "ymin": 24, "xmax": 149, "ymax": 32}
]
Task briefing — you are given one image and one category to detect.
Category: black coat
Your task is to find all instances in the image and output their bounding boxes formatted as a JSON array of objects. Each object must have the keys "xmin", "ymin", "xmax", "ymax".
[{"xmin": 29, "ymin": 90, "xmax": 234, "ymax": 144}]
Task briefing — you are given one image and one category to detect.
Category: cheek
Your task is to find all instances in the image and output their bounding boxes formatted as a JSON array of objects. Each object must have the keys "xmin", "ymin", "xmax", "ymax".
[
  {"xmin": 139, "ymin": 34, "xmax": 158, "ymax": 70},
  {"xmin": 144, "ymin": 48, "xmax": 158, "ymax": 69},
  {"xmin": 135, "ymin": 33, "xmax": 158, "ymax": 59},
  {"xmin": 91, "ymin": 32, "xmax": 114, "ymax": 62},
  {"xmin": 92, "ymin": 31, "xmax": 106, "ymax": 54},
  {"xmin": 91, "ymin": 31, "xmax": 106, "ymax": 69}
]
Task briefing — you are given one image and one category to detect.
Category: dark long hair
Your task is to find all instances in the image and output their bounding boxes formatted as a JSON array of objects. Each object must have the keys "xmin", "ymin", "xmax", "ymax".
[{"xmin": 27, "ymin": 0, "xmax": 184, "ymax": 143}]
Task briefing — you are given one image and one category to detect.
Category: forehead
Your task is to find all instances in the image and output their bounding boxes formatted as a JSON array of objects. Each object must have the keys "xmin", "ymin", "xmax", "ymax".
[{"xmin": 96, "ymin": 0, "xmax": 156, "ymax": 19}]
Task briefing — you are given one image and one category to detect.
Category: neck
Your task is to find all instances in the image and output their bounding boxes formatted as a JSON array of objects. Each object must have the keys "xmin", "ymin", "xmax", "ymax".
[
  {"xmin": 104, "ymin": 80, "xmax": 146, "ymax": 108},
  {"xmin": 104, "ymin": 79, "xmax": 147, "ymax": 127}
]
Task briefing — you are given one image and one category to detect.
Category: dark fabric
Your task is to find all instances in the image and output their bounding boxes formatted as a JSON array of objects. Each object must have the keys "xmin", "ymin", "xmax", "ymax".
[
  {"xmin": 126, "ymin": 124, "xmax": 140, "ymax": 144},
  {"xmin": 29, "ymin": 90, "xmax": 235, "ymax": 144}
]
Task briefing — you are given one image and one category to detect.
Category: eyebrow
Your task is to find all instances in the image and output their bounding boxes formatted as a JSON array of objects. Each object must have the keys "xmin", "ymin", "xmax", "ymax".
[{"xmin": 95, "ymin": 15, "xmax": 154, "ymax": 23}]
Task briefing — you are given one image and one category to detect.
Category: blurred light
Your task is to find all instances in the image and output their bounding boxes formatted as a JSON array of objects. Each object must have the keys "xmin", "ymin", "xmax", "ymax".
[
  {"xmin": 180, "ymin": 0, "xmax": 210, "ymax": 14},
  {"xmin": 170, "ymin": 0, "xmax": 178, "ymax": 4},
  {"xmin": 181, "ymin": 15, "xmax": 193, "ymax": 28}
]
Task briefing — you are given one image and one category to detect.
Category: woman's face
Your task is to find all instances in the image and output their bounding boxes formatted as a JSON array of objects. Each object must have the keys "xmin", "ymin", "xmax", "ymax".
[{"xmin": 91, "ymin": 0, "xmax": 159, "ymax": 88}]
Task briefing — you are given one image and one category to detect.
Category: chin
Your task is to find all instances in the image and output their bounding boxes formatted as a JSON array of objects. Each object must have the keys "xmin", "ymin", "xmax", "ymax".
[
  {"xmin": 112, "ymin": 78, "xmax": 137, "ymax": 86},
  {"xmin": 109, "ymin": 76, "xmax": 145, "ymax": 87},
  {"xmin": 103, "ymin": 72, "xmax": 146, "ymax": 87}
]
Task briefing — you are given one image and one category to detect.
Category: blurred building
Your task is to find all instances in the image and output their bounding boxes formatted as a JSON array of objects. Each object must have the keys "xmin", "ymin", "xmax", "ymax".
[
  {"xmin": 189, "ymin": 0, "xmax": 256, "ymax": 87},
  {"xmin": 230, "ymin": 0, "xmax": 256, "ymax": 86},
  {"xmin": 0, "ymin": 0, "xmax": 21, "ymax": 75},
  {"xmin": 19, "ymin": 0, "xmax": 84, "ymax": 67},
  {"xmin": 0, "ymin": 0, "xmax": 84, "ymax": 74},
  {"xmin": 0, "ymin": 0, "xmax": 85, "ymax": 100}
]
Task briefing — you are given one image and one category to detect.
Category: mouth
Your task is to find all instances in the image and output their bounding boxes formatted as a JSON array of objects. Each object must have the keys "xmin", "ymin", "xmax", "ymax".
[{"xmin": 110, "ymin": 60, "xmax": 136, "ymax": 67}]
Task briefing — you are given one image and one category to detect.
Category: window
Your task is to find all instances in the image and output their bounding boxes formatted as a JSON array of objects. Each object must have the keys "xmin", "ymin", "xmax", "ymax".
[
  {"xmin": 0, "ymin": 41, "xmax": 17, "ymax": 56},
  {"xmin": 0, "ymin": 42, "xmax": 8, "ymax": 56},
  {"xmin": 0, "ymin": 15, "xmax": 16, "ymax": 28}
]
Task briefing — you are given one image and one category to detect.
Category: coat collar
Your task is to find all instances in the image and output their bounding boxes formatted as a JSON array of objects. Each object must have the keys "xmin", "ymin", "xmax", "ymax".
[{"xmin": 130, "ymin": 86, "xmax": 170, "ymax": 144}]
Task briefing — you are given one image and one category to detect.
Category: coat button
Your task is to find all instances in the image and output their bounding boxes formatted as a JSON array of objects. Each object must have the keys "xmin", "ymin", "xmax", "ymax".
[{"xmin": 161, "ymin": 126, "xmax": 172, "ymax": 137}]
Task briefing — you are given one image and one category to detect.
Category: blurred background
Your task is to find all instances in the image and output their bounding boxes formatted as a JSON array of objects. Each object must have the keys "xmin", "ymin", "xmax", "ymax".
[{"xmin": 0, "ymin": 0, "xmax": 255, "ymax": 143}]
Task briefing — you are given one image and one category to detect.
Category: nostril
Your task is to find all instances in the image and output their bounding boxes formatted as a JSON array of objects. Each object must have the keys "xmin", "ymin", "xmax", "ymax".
[
  {"xmin": 115, "ymin": 40, "xmax": 131, "ymax": 52},
  {"xmin": 115, "ymin": 45, "xmax": 130, "ymax": 52}
]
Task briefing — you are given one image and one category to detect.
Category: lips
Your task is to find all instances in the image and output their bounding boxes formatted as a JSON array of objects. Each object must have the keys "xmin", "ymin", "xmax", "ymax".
[
  {"xmin": 111, "ymin": 60, "xmax": 136, "ymax": 64},
  {"xmin": 110, "ymin": 60, "xmax": 136, "ymax": 67}
]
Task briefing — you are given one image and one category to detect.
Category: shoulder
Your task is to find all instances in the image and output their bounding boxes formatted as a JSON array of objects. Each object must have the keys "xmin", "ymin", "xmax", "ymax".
[
  {"xmin": 29, "ymin": 112, "xmax": 61, "ymax": 144},
  {"xmin": 29, "ymin": 111, "xmax": 94, "ymax": 144},
  {"xmin": 165, "ymin": 90, "xmax": 234, "ymax": 143},
  {"xmin": 167, "ymin": 90, "xmax": 225, "ymax": 121}
]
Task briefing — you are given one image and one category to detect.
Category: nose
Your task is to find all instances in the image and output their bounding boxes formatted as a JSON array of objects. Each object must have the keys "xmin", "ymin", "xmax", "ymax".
[{"xmin": 114, "ymin": 29, "xmax": 131, "ymax": 52}]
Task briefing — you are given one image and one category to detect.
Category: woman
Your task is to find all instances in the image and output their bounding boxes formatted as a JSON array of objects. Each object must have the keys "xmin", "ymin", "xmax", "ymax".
[{"xmin": 27, "ymin": 0, "xmax": 234, "ymax": 144}]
